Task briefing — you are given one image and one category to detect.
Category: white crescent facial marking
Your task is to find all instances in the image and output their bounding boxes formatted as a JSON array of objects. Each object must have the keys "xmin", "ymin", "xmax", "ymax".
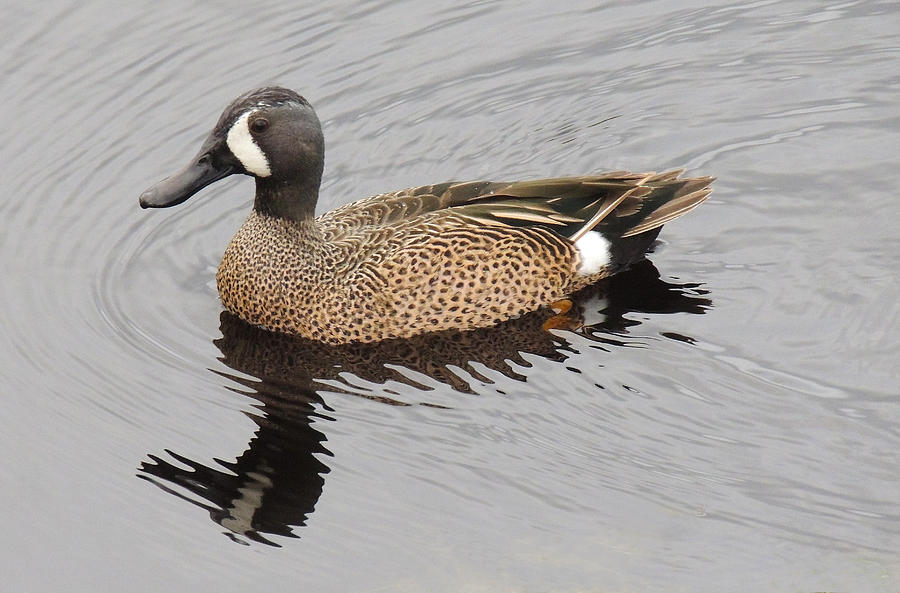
[
  {"xmin": 574, "ymin": 231, "xmax": 610, "ymax": 276},
  {"xmin": 226, "ymin": 110, "xmax": 272, "ymax": 177}
]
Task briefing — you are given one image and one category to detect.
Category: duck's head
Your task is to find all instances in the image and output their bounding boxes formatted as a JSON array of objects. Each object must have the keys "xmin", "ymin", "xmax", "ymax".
[{"xmin": 139, "ymin": 86, "xmax": 324, "ymax": 220}]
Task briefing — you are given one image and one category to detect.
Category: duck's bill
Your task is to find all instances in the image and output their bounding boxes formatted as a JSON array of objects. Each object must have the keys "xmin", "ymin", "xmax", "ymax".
[{"xmin": 139, "ymin": 156, "xmax": 234, "ymax": 209}]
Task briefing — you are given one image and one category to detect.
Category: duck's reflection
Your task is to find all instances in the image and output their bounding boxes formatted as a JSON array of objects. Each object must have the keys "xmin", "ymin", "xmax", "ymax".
[
  {"xmin": 138, "ymin": 260, "xmax": 710, "ymax": 545},
  {"xmin": 138, "ymin": 379, "xmax": 330, "ymax": 546}
]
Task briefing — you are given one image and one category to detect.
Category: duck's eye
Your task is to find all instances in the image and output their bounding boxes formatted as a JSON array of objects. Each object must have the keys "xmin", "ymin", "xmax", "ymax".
[{"xmin": 250, "ymin": 118, "xmax": 269, "ymax": 134}]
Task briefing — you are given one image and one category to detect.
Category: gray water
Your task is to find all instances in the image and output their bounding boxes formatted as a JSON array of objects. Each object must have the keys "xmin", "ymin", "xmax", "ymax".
[{"xmin": 3, "ymin": 1, "xmax": 899, "ymax": 591}]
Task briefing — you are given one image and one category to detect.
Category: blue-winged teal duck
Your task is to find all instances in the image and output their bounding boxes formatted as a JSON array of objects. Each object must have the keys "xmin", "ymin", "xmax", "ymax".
[{"xmin": 140, "ymin": 87, "xmax": 713, "ymax": 344}]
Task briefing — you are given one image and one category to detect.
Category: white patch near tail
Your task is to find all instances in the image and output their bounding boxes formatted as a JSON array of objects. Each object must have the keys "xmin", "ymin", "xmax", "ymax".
[
  {"xmin": 574, "ymin": 231, "xmax": 610, "ymax": 276},
  {"xmin": 226, "ymin": 110, "xmax": 272, "ymax": 177}
]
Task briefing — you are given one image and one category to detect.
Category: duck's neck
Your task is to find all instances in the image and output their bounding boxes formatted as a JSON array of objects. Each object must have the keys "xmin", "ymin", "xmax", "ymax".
[{"xmin": 253, "ymin": 175, "xmax": 320, "ymax": 223}]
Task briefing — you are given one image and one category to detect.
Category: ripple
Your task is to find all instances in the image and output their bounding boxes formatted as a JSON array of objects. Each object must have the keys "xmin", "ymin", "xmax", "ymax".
[{"xmin": 4, "ymin": 0, "xmax": 900, "ymax": 590}]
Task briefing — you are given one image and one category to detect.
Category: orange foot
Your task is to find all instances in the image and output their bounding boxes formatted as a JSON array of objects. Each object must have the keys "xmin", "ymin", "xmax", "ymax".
[
  {"xmin": 542, "ymin": 299, "xmax": 582, "ymax": 331},
  {"xmin": 550, "ymin": 298, "xmax": 573, "ymax": 315}
]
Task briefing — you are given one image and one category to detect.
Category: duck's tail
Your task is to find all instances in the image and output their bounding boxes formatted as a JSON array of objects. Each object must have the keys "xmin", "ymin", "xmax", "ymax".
[
  {"xmin": 567, "ymin": 170, "xmax": 714, "ymax": 242},
  {"xmin": 567, "ymin": 170, "xmax": 713, "ymax": 273}
]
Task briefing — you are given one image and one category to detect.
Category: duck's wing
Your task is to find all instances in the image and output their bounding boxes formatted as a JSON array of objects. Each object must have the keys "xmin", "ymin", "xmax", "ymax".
[
  {"xmin": 319, "ymin": 171, "xmax": 712, "ymax": 242},
  {"xmin": 450, "ymin": 171, "xmax": 713, "ymax": 241},
  {"xmin": 318, "ymin": 181, "xmax": 497, "ymax": 239}
]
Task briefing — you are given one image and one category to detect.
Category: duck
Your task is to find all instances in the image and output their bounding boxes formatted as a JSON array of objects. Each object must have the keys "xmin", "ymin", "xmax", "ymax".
[{"xmin": 139, "ymin": 86, "xmax": 713, "ymax": 344}]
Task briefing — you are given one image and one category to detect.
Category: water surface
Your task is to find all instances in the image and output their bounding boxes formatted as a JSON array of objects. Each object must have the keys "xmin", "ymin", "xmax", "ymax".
[{"xmin": 2, "ymin": 1, "xmax": 899, "ymax": 591}]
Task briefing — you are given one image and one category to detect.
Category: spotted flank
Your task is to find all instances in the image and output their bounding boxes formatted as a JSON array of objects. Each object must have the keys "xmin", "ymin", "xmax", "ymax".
[{"xmin": 140, "ymin": 86, "xmax": 714, "ymax": 343}]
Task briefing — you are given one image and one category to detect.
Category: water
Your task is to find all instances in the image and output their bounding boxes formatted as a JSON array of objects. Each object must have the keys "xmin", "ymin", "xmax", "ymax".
[{"xmin": 2, "ymin": 1, "xmax": 899, "ymax": 591}]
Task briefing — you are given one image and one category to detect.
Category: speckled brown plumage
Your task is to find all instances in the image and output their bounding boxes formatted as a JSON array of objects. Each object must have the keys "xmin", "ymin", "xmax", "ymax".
[
  {"xmin": 215, "ymin": 173, "xmax": 711, "ymax": 344},
  {"xmin": 212, "ymin": 259, "xmax": 711, "ymax": 395},
  {"xmin": 139, "ymin": 87, "xmax": 713, "ymax": 345}
]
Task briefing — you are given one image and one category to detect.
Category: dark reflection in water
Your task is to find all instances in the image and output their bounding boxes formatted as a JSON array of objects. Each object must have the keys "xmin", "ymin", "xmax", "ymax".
[
  {"xmin": 138, "ymin": 381, "xmax": 331, "ymax": 547},
  {"xmin": 138, "ymin": 260, "xmax": 710, "ymax": 545}
]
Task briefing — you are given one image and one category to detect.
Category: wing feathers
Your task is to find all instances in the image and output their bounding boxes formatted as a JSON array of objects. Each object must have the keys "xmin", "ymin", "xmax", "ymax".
[
  {"xmin": 318, "ymin": 171, "xmax": 713, "ymax": 242},
  {"xmin": 620, "ymin": 187, "xmax": 712, "ymax": 237}
]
